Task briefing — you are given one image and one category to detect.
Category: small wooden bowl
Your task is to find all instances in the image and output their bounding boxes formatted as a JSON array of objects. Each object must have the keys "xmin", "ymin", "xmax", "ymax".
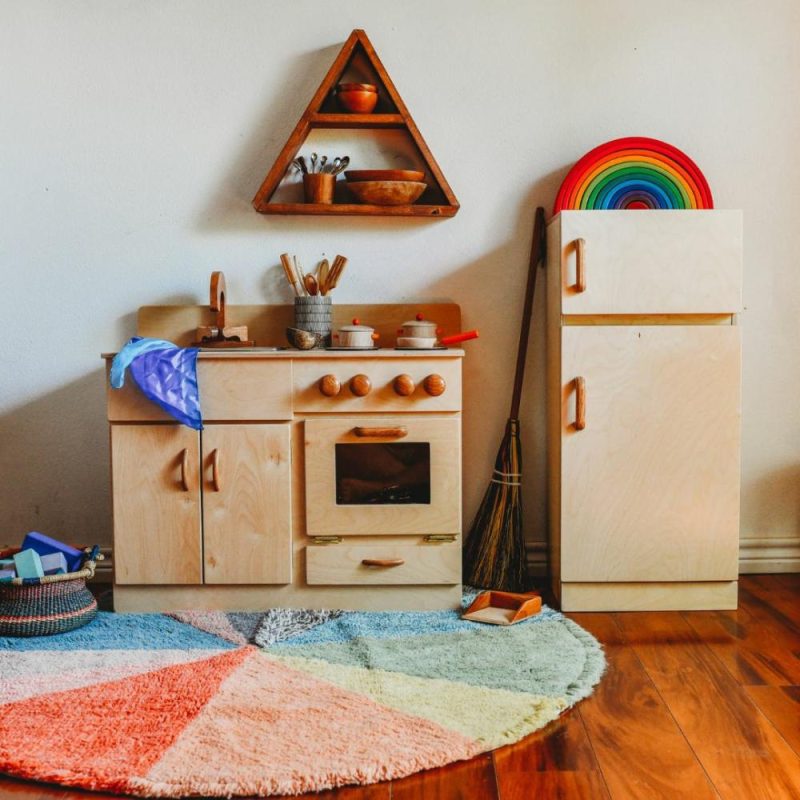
[
  {"xmin": 346, "ymin": 181, "xmax": 427, "ymax": 206},
  {"xmin": 286, "ymin": 327, "xmax": 323, "ymax": 350},
  {"xmin": 336, "ymin": 88, "xmax": 379, "ymax": 113},
  {"xmin": 344, "ymin": 169, "xmax": 425, "ymax": 183}
]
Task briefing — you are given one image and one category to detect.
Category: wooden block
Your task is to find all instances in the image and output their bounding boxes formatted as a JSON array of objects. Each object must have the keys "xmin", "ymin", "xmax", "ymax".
[
  {"xmin": 0, "ymin": 569, "xmax": 15, "ymax": 581},
  {"xmin": 41, "ymin": 552, "xmax": 68, "ymax": 575},
  {"xmin": 22, "ymin": 531, "xmax": 83, "ymax": 572},
  {"xmin": 13, "ymin": 549, "xmax": 44, "ymax": 579}
]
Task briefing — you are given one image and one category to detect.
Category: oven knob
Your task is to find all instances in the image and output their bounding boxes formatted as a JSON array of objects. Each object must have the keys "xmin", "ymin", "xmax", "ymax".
[
  {"xmin": 393, "ymin": 374, "xmax": 415, "ymax": 396},
  {"xmin": 423, "ymin": 374, "xmax": 446, "ymax": 396},
  {"xmin": 350, "ymin": 374, "xmax": 372, "ymax": 396},
  {"xmin": 319, "ymin": 374, "xmax": 341, "ymax": 397}
]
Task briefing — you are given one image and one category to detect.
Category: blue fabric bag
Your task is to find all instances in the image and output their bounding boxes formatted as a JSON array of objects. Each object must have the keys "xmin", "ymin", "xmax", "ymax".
[{"xmin": 110, "ymin": 337, "xmax": 202, "ymax": 429}]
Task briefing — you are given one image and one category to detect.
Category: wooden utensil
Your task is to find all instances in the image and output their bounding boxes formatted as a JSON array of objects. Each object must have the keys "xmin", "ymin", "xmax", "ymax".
[
  {"xmin": 318, "ymin": 259, "xmax": 330, "ymax": 295},
  {"xmin": 304, "ymin": 273, "xmax": 319, "ymax": 296},
  {"xmin": 280, "ymin": 253, "xmax": 303, "ymax": 297}
]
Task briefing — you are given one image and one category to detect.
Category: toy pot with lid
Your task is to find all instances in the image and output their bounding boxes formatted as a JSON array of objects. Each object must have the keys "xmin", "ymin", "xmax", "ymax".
[
  {"xmin": 396, "ymin": 313, "xmax": 441, "ymax": 348},
  {"xmin": 332, "ymin": 318, "xmax": 380, "ymax": 348}
]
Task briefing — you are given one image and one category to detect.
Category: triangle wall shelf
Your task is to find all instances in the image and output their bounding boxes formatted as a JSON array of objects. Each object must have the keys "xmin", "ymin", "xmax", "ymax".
[{"xmin": 252, "ymin": 29, "xmax": 459, "ymax": 218}]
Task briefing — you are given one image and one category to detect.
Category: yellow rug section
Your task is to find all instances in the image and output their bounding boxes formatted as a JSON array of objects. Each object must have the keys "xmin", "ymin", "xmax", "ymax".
[{"xmin": 270, "ymin": 653, "xmax": 567, "ymax": 750}]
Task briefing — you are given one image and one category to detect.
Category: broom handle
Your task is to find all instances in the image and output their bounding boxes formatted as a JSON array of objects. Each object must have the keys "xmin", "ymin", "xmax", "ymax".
[{"xmin": 509, "ymin": 206, "xmax": 546, "ymax": 420}]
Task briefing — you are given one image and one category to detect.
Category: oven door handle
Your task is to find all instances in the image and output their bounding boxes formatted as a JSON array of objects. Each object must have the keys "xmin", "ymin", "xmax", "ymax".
[{"xmin": 352, "ymin": 426, "xmax": 408, "ymax": 439}]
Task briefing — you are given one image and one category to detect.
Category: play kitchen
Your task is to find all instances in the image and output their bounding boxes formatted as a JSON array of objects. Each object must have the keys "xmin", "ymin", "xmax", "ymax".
[{"xmin": 105, "ymin": 293, "xmax": 469, "ymax": 612}]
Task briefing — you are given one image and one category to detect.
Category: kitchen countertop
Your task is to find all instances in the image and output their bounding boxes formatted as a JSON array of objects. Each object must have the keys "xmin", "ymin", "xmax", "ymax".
[{"xmin": 102, "ymin": 348, "xmax": 465, "ymax": 359}]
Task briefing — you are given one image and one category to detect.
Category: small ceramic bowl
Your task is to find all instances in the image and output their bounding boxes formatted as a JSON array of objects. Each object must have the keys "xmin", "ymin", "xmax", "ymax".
[
  {"xmin": 286, "ymin": 327, "xmax": 323, "ymax": 350},
  {"xmin": 336, "ymin": 84, "xmax": 378, "ymax": 113}
]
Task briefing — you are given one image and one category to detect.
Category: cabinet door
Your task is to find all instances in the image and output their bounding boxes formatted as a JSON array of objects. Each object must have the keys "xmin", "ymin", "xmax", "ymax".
[
  {"xmin": 556, "ymin": 210, "xmax": 742, "ymax": 314},
  {"xmin": 111, "ymin": 425, "xmax": 202, "ymax": 584},
  {"xmin": 202, "ymin": 424, "xmax": 292, "ymax": 584},
  {"xmin": 560, "ymin": 325, "xmax": 741, "ymax": 582}
]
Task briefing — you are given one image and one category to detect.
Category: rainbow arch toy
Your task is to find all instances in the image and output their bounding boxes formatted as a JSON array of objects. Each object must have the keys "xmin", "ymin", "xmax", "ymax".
[{"xmin": 553, "ymin": 137, "xmax": 713, "ymax": 213}]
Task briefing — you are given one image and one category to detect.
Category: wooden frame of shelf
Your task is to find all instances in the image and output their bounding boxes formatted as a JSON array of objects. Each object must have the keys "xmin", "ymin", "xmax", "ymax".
[{"xmin": 252, "ymin": 29, "xmax": 459, "ymax": 218}]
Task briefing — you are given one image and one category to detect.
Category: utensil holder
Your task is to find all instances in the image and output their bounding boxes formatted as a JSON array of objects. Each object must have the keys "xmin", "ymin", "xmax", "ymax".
[
  {"xmin": 303, "ymin": 173, "xmax": 335, "ymax": 204},
  {"xmin": 294, "ymin": 296, "xmax": 332, "ymax": 347}
]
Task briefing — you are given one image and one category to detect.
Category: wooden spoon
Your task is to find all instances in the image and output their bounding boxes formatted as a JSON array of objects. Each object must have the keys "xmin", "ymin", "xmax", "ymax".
[
  {"xmin": 318, "ymin": 259, "xmax": 330, "ymax": 295},
  {"xmin": 304, "ymin": 273, "xmax": 318, "ymax": 296}
]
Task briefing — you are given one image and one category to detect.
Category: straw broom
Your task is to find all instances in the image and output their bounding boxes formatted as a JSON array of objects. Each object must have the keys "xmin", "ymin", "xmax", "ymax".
[{"xmin": 463, "ymin": 206, "xmax": 546, "ymax": 592}]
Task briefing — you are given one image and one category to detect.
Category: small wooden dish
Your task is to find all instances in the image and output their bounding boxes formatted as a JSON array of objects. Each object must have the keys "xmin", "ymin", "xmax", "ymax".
[
  {"xmin": 346, "ymin": 180, "xmax": 427, "ymax": 206},
  {"xmin": 462, "ymin": 590, "xmax": 542, "ymax": 626}
]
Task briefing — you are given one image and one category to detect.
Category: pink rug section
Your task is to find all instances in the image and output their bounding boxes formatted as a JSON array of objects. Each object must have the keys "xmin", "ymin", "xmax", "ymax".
[
  {"xmin": 133, "ymin": 650, "xmax": 480, "ymax": 797},
  {"xmin": 168, "ymin": 611, "xmax": 249, "ymax": 645},
  {"xmin": 0, "ymin": 648, "xmax": 250, "ymax": 794}
]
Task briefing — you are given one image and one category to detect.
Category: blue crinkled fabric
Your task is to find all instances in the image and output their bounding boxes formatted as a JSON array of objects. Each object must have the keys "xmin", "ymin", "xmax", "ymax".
[{"xmin": 110, "ymin": 337, "xmax": 202, "ymax": 429}]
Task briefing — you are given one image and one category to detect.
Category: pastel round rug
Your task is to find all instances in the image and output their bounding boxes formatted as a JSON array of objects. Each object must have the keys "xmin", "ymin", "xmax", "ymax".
[{"xmin": 0, "ymin": 597, "xmax": 605, "ymax": 797}]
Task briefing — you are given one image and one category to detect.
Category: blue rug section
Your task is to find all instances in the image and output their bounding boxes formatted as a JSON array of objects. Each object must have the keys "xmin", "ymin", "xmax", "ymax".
[
  {"xmin": 270, "ymin": 603, "xmax": 563, "ymax": 649},
  {"xmin": 0, "ymin": 612, "xmax": 237, "ymax": 651}
]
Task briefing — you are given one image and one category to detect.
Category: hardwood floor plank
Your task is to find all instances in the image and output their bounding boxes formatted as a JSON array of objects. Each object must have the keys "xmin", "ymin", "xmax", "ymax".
[
  {"xmin": 740, "ymin": 575, "xmax": 800, "ymax": 627},
  {"xmin": 569, "ymin": 613, "xmax": 719, "ymax": 800},
  {"xmin": 682, "ymin": 604, "xmax": 800, "ymax": 686},
  {"xmin": 745, "ymin": 686, "xmax": 800, "ymax": 756},
  {"xmin": 775, "ymin": 573, "xmax": 800, "ymax": 591},
  {"xmin": 493, "ymin": 708, "xmax": 610, "ymax": 799},
  {"xmin": 616, "ymin": 612, "xmax": 800, "ymax": 799},
  {"xmin": 292, "ymin": 782, "xmax": 391, "ymax": 799},
  {"xmin": 391, "ymin": 753, "xmax": 499, "ymax": 800}
]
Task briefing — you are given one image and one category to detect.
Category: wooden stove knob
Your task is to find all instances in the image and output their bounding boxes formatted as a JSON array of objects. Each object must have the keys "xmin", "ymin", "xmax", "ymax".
[
  {"xmin": 319, "ymin": 374, "xmax": 341, "ymax": 397},
  {"xmin": 423, "ymin": 374, "xmax": 446, "ymax": 396},
  {"xmin": 350, "ymin": 374, "xmax": 372, "ymax": 397},
  {"xmin": 393, "ymin": 374, "xmax": 415, "ymax": 396}
]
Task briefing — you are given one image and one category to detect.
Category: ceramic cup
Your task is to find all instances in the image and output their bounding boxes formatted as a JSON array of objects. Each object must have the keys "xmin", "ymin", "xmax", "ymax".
[{"xmin": 294, "ymin": 296, "xmax": 332, "ymax": 347}]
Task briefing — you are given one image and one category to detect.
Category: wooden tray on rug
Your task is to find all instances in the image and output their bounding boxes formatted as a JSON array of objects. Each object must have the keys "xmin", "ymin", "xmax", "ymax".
[{"xmin": 462, "ymin": 591, "xmax": 542, "ymax": 626}]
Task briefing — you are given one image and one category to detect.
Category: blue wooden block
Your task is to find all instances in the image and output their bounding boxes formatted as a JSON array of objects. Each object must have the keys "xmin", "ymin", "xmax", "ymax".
[
  {"xmin": 13, "ymin": 549, "xmax": 44, "ymax": 579},
  {"xmin": 21, "ymin": 532, "xmax": 83, "ymax": 572},
  {"xmin": 41, "ymin": 552, "xmax": 68, "ymax": 575},
  {"xmin": 0, "ymin": 568, "xmax": 16, "ymax": 581}
]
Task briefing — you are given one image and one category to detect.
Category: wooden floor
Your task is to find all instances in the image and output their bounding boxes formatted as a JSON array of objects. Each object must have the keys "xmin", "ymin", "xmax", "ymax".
[{"xmin": 1, "ymin": 574, "xmax": 799, "ymax": 799}]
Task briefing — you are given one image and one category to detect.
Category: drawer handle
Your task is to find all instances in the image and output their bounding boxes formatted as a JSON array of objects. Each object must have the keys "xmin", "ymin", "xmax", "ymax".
[
  {"xmin": 353, "ymin": 426, "xmax": 408, "ymax": 438},
  {"xmin": 574, "ymin": 376, "xmax": 586, "ymax": 430},
  {"xmin": 211, "ymin": 448, "xmax": 222, "ymax": 492},
  {"xmin": 179, "ymin": 448, "xmax": 190, "ymax": 492},
  {"xmin": 575, "ymin": 238, "xmax": 587, "ymax": 292},
  {"xmin": 362, "ymin": 558, "xmax": 405, "ymax": 568}
]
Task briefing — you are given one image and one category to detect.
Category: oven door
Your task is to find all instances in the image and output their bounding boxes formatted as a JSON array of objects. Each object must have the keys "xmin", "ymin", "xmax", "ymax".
[{"xmin": 304, "ymin": 416, "xmax": 461, "ymax": 536}]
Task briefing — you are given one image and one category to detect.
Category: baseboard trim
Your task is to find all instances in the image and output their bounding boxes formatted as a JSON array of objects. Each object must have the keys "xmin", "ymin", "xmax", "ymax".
[
  {"xmin": 527, "ymin": 537, "xmax": 800, "ymax": 577},
  {"xmin": 738, "ymin": 536, "xmax": 800, "ymax": 574}
]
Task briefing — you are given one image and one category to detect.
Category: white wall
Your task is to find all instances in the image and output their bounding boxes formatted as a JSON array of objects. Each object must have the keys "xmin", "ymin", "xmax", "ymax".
[{"xmin": 2, "ymin": 0, "xmax": 799, "ymax": 570}]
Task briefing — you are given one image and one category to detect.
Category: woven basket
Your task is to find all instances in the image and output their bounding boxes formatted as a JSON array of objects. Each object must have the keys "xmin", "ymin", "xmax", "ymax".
[{"xmin": 0, "ymin": 545, "xmax": 104, "ymax": 637}]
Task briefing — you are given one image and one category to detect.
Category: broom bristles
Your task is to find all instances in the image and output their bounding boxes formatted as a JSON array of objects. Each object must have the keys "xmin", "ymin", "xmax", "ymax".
[{"xmin": 463, "ymin": 419, "xmax": 527, "ymax": 592}]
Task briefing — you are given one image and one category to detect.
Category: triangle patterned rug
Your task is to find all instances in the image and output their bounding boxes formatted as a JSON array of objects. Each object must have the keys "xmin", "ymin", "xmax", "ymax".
[{"xmin": 0, "ymin": 597, "xmax": 605, "ymax": 797}]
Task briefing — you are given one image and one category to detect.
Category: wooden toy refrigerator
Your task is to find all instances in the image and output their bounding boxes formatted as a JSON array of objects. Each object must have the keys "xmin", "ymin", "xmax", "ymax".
[{"xmin": 545, "ymin": 211, "xmax": 743, "ymax": 611}]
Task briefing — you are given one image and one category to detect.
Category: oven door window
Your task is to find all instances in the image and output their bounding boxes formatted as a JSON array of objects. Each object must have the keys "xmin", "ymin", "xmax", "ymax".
[{"xmin": 335, "ymin": 443, "xmax": 431, "ymax": 505}]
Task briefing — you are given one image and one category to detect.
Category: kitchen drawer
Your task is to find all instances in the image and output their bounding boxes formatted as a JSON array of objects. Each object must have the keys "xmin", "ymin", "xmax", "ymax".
[
  {"xmin": 293, "ymin": 357, "xmax": 461, "ymax": 413},
  {"xmin": 306, "ymin": 542, "xmax": 460, "ymax": 585},
  {"xmin": 107, "ymin": 358, "xmax": 293, "ymax": 422},
  {"xmin": 551, "ymin": 210, "xmax": 742, "ymax": 315}
]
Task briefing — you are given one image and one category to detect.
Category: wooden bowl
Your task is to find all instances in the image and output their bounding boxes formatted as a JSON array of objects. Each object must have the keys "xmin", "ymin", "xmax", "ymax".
[
  {"xmin": 344, "ymin": 169, "xmax": 425, "ymax": 183},
  {"xmin": 346, "ymin": 181, "xmax": 427, "ymax": 206},
  {"xmin": 336, "ymin": 88, "xmax": 379, "ymax": 113},
  {"xmin": 286, "ymin": 327, "xmax": 322, "ymax": 350},
  {"xmin": 337, "ymin": 83, "xmax": 376, "ymax": 92}
]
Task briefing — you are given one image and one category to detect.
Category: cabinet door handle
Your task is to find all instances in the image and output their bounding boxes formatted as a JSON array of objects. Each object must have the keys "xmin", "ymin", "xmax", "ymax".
[
  {"xmin": 575, "ymin": 238, "xmax": 587, "ymax": 292},
  {"xmin": 211, "ymin": 448, "xmax": 222, "ymax": 492},
  {"xmin": 353, "ymin": 426, "xmax": 408, "ymax": 438},
  {"xmin": 179, "ymin": 448, "xmax": 190, "ymax": 491},
  {"xmin": 362, "ymin": 558, "xmax": 405, "ymax": 567},
  {"xmin": 574, "ymin": 376, "xmax": 586, "ymax": 430}
]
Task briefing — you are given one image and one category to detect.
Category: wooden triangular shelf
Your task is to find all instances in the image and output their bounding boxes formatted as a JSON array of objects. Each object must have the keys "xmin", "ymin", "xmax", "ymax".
[{"xmin": 252, "ymin": 29, "xmax": 459, "ymax": 218}]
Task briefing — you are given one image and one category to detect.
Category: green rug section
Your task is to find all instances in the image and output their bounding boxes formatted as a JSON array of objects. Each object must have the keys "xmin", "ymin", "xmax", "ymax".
[{"xmin": 269, "ymin": 616, "xmax": 604, "ymax": 703}]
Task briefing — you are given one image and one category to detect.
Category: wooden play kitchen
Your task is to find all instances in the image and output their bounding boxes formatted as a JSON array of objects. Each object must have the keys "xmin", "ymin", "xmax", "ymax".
[
  {"xmin": 546, "ymin": 210, "xmax": 743, "ymax": 611},
  {"xmin": 104, "ymin": 303, "xmax": 466, "ymax": 612}
]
